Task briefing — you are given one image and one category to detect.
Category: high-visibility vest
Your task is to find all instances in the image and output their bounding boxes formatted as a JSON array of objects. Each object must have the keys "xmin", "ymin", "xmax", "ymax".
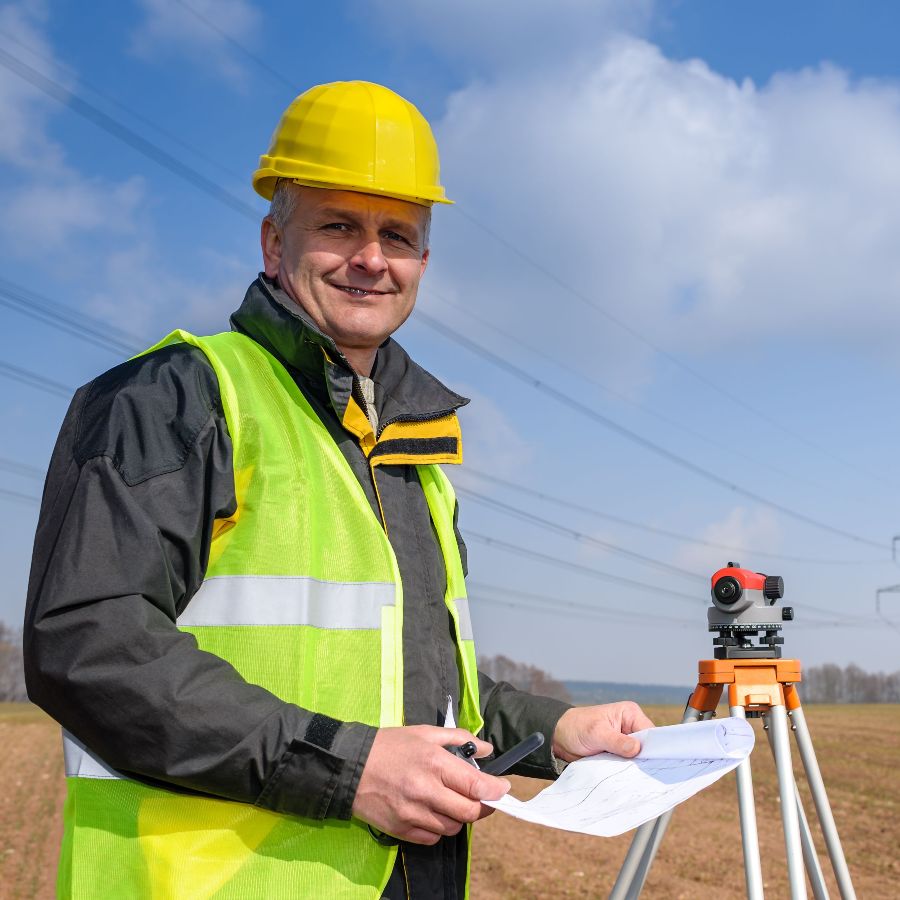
[{"xmin": 58, "ymin": 330, "xmax": 482, "ymax": 899}]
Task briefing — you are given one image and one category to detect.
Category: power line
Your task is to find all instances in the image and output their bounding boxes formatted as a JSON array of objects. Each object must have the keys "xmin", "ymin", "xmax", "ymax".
[
  {"xmin": 467, "ymin": 579, "xmax": 689, "ymax": 626},
  {"xmin": 452, "ymin": 206, "xmax": 894, "ymax": 489},
  {"xmin": 470, "ymin": 590, "xmax": 690, "ymax": 629},
  {"xmin": 0, "ymin": 360, "xmax": 71, "ymax": 400},
  {"xmin": 458, "ymin": 467, "xmax": 883, "ymax": 566},
  {"xmin": 172, "ymin": 0, "xmax": 298, "ymax": 93},
  {"xmin": 419, "ymin": 311, "xmax": 886, "ymax": 551},
  {"xmin": 0, "ymin": 44, "xmax": 261, "ymax": 223},
  {"xmin": 429, "ymin": 290, "xmax": 824, "ymax": 492},
  {"xmin": 0, "ymin": 277, "xmax": 142, "ymax": 357},
  {"xmin": 466, "ymin": 529, "xmax": 873, "ymax": 625},
  {"xmin": 0, "ymin": 457, "xmax": 44, "ymax": 480},
  {"xmin": 0, "ymin": 487, "xmax": 38, "ymax": 506},
  {"xmin": 457, "ymin": 485, "xmax": 705, "ymax": 583},
  {"xmin": 0, "ymin": 26, "xmax": 247, "ymax": 185},
  {"xmin": 467, "ymin": 581, "xmax": 874, "ymax": 632},
  {"xmin": 465, "ymin": 530, "xmax": 703, "ymax": 606}
]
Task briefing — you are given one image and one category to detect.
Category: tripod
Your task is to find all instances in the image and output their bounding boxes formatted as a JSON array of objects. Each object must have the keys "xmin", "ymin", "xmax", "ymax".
[{"xmin": 609, "ymin": 656, "xmax": 856, "ymax": 900}]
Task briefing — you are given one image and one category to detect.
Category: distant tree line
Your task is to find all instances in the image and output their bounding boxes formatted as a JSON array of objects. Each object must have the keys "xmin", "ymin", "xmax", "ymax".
[
  {"xmin": 803, "ymin": 663, "xmax": 900, "ymax": 703},
  {"xmin": 478, "ymin": 653, "xmax": 572, "ymax": 703},
  {"xmin": 0, "ymin": 623, "xmax": 27, "ymax": 702}
]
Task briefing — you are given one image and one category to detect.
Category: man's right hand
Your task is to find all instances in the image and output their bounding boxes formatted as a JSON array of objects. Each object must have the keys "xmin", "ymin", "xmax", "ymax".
[{"xmin": 351, "ymin": 725, "xmax": 510, "ymax": 845}]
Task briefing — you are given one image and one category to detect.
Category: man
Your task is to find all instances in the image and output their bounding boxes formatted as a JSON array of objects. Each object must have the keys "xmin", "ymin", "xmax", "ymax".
[{"xmin": 24, "ymin": 81, "xmax": 653, "ymax": 898}]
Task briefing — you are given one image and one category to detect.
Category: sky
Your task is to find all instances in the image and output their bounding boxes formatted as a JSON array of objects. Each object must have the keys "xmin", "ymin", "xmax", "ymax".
[{"xmin": 2, "ymin": 0, "xmax": 900, "ymax": 688}]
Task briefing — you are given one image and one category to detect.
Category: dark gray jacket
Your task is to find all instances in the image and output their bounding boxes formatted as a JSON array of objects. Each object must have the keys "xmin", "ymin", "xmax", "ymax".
[{"xmin": 24, "ymin": 275, "xmax": 570, "ymax": 899}]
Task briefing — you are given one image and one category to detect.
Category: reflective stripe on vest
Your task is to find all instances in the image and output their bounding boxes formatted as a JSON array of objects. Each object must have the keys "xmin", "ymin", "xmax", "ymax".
[
  {"xmin": 178, "ymin": 575, "xmax": 396, "ymax": 629},
  {"xmin": 451, "ymin": 596, "xmax": 474, "ymax": 641},
  {"xmin": 63, "ymin": 731, "xmax": 125, "ymax": 780}
]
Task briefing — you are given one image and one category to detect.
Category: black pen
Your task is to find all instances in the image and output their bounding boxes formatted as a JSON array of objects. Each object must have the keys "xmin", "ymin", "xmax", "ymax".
[{"xmin": 446, "ymin": 732, "xmax": 545, "ymax": 776}]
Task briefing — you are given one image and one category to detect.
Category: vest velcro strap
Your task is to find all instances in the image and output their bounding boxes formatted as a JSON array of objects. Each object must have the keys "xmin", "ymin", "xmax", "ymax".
[
  {"xmin": 178, "ymin": 575, "xmax": 396, "ymax": 629},
  {"xmin": 304, "ymin": 714, "xmax": 341, "ymax": 751}
]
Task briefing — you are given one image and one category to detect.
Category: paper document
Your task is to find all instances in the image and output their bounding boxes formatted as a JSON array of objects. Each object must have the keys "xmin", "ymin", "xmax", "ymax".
[{"xmin": 484, "ymin": 717, "xmax": 754, "ymax": 836}]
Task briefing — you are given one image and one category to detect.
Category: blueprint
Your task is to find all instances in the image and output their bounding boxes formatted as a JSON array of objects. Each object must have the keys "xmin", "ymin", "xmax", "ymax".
[{"xmin": 484, "ymin": 717, "xmax": 755, "ymax": 836}]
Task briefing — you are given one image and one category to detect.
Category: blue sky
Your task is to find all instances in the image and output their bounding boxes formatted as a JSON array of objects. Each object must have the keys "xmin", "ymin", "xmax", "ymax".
[{"xmin": 3, "ymin": 0, "xmax": 900, "ymax": 686}]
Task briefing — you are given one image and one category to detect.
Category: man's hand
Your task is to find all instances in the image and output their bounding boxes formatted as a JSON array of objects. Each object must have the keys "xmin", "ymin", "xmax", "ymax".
[
  {"xmin": 552, "ymin": 701, "xmax": 655, "ymax": 762},
  {"xmin": 352, "ymin": 725, "xmax": 511, "ymax": 845}
]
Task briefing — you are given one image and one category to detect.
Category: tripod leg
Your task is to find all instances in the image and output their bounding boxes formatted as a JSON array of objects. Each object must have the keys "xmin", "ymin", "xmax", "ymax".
[
  {"xmin": 769, "ymin": 705, "xmax": 808, "ymax": 899},
  {"xmin": 763, "ymin": 723, "xmax": 830, "ymax": 900},
  {"xmin": 790, "ymin": 706, "xmax": 857, "ymax": 900},
  {"xmin": 730, "ymin": 705, "xmax": 765, "ymax": 900},
  {"xmin": 608, "ymin": 819, "xmax": 657, "ymax": 900},
  {"xmin": 608, "ymin": 706, "xmax": 704, "ymax": 900},
  {"xmin": 794, "ymin": 781, "xmax": 830, "ymax": 900}
]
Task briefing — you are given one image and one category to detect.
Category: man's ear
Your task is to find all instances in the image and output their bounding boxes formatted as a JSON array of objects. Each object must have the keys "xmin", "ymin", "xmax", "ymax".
[
  {"xmin": 419, "ymin": 247, "xmax": 429, "ymax": 278},
  {"xmin": 261, "ymin": 217, "xmax": 282, "ymax": 278}
]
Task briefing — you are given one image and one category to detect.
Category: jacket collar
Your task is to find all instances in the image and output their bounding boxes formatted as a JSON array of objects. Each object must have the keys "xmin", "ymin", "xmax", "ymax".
[{"xmin": 230, "ymin": 275, "xmax": 469, "ymax": 464}]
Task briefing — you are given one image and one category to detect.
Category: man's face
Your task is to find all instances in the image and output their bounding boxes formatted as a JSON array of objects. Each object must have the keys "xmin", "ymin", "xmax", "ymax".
[{"xmin": 262, "ymin": 186, "xmax": 430, "ymax": 365}]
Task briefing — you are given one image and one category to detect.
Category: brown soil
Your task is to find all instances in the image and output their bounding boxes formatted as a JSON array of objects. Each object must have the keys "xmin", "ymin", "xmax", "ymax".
[
  {"xmin": 2, "ymin": 703, "xmax": 897, "ymax": 899},
  {"xmin": 0, "ymin": 704, "xmax": 65, "ymax": 900},
  {"xmin": 471, "ymin": 704, "xmax": 900, "ymax": 898}
]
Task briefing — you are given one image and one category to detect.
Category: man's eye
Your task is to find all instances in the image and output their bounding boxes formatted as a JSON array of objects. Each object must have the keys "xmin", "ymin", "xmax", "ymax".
[
  {"xmin": 323, "ymin": 222, "xmax": 350, "ymax": 232},
  {"xmin": 385, "ymin": 231, "xmax": 411, "ymax": 245}
]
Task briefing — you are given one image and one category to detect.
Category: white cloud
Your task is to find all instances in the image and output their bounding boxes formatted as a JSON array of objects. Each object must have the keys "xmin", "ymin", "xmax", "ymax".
[
  {"xmin": 0, "ymin": 0, "xmax": 66, "ymax": 171},
  {"xmin": 673, "ymin": 506, "xmax": 781, "ymax": 574},
  {"xmin": 423, "ymin": 36, "xmax": 900, "ymax": 385},
  {"xmin": 0, "ymin": 3, "xmax": 252, "ymax": 339},
  {"xmin": 1, "ymin": 176, "xmax": 144, "ymax": 254},
  {"xmin": 130, "ymin": 0, "xmax": 261, "ymax": 83},
  {"xmin": 0, "ymin": 4, "xmax": 154, "ymax": 263},
  {"xmin": 368, "ymin": 0, "xmax": 654, "ymax": 74},
  {"xmin": 452, "ymin": 384, "xmax": 534, "ymax": 476},
  {"xmin": 84, "ymin": 242, "xmax": 251, "ymax": 340}
]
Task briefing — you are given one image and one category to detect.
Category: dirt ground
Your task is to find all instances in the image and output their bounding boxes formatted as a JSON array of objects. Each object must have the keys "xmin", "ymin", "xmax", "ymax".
[
  {"xmin": 471, "ymin": 704, "xmax": 900, "ymax": 899},
  {"xmin": 1, "ymin": 703, "xmax": 897, "ymax": 899}
]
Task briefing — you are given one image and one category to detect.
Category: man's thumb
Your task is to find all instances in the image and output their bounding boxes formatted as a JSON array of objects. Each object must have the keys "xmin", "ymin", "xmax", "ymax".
[{"xmin": 613, "ymin": 734, "xmax": 641, "ymax": 758}]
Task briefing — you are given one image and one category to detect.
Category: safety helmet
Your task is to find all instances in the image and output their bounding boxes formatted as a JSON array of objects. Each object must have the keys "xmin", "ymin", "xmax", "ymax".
[{"xmin": 252, "ymin": 81, "xmax": 452, "ymax": 207}]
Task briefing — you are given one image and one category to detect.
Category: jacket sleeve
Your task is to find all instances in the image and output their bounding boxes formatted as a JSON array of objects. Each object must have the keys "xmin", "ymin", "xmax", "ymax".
[
  {"xmin": 477, "ymin": 671, "xmax": 571, "ymax": 779},
  {"xmin": 23, "ymin": 345, "xmax": 374, "ymax": 820}
]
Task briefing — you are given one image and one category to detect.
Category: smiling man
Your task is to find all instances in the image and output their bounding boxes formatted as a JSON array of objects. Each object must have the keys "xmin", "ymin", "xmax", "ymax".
[{"xmin": 24, "ymin": 81, "xmax": 653, "ymax": 899}]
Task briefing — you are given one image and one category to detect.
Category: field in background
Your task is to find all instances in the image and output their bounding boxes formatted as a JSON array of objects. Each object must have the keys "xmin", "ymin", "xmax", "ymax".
[{"xmin": 2, "ymin": 704, "xmax": 898, "ymax": 898}]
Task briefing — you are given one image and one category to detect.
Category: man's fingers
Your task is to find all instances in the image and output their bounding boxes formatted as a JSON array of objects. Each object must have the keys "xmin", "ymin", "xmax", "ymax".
[
  {"xmin": 620, "ymin": 702, "xmax": 655, "ymax": 733},
  {"xmin": 440, "ymin": 761, "xmax": 510, "ymax": 802},
  {"xmin": 403, "ymin": 827, "xmax": 442, "ymax": 846},
  {"xmin": 420, "ymin": 726, "xmax": 493, "ymax": 758}
]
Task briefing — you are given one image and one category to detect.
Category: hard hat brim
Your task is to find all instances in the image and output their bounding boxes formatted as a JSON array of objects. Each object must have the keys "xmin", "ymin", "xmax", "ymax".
[{"xmin": 252, "ymin": 168, "xmax": 453, "ymax": 208}]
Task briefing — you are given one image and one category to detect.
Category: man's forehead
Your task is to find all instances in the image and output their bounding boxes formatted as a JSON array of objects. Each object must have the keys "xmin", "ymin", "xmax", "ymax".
[{"xmin": 298, "ymin": 186, "xmax": 427, "ymax": 229}]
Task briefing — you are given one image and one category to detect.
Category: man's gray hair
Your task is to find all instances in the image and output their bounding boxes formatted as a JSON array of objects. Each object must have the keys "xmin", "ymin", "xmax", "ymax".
[
  {"xmin": 267, "ymin": 178, "xmax": 303, "ymax": 232},
  {"xmin": 267, "ymin": 178, "xmax": 431, "ymax": 250}
]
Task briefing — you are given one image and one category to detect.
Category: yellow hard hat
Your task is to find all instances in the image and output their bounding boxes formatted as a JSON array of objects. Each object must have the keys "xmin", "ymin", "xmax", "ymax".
[{"xmin": 253, "ymin": 81, "xmax": 452, "ymax": 207}]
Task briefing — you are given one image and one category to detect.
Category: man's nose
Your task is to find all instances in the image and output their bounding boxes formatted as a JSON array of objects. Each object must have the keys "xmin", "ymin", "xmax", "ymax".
[{"xmin": 350, "ymin": 238, "xmax": 389, "ymax": 276}]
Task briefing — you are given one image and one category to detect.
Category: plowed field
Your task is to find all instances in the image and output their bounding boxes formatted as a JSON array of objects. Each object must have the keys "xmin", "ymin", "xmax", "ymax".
[{"xmin": 3, "ymin": 703, "xmax": 897, "ymax": 898}]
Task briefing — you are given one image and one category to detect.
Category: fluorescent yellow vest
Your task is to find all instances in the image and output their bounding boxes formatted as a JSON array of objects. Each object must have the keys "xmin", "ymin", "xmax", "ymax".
[{"xmin": 58, "ymin": 330, "xmax": 481, "ymax": 899}]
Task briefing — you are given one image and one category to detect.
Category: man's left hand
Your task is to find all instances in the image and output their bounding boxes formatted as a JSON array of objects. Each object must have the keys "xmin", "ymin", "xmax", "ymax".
[{"xmin": 551, "ymin": 701, "xmax": 655, "ymax": 762}]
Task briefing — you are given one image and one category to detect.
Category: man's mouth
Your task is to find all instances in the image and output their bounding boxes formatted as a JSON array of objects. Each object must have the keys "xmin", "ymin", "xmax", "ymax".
[{"xmin": 333, "ymin": 285, "xmax": 388, "ymax": 297}]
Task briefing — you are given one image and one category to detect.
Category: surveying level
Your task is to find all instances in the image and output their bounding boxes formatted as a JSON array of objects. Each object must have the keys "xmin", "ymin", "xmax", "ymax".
[
  {"xmin": 610, "ymin": 564, "xmax": 856, "ymax": 900},
  {"xmin": 709, "ymin": 563, "xmax": 792, "ymax": 658}
]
